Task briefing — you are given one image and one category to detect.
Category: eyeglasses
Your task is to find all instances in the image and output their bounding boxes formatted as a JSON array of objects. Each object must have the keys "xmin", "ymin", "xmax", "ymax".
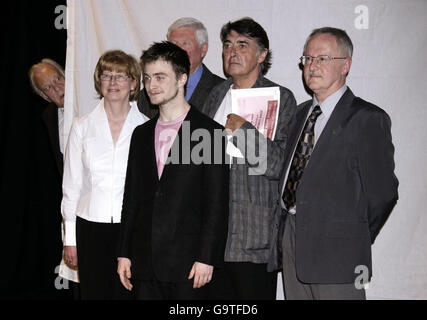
[
  {"xmin": 100, "ymin": 73, "xmax": 130, "ymax": 82},
  {"xmin": 300, "ymin": 55, "xmax": 348, "ymax": 66}
]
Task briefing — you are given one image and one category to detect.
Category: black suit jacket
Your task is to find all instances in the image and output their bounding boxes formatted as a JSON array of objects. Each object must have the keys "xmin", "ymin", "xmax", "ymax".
[
  {"xmin": 26, "ymin": 102, "xmax": 65, "ymax": 295},
  {"xmin": 137, "ymin": 64, "xmax": 224, "ymax": 119},
  {"xmin": 268, "ymin": 88, "xmax": 399, "ymax": 284},
  {"xmin": 41, "ymin": 103, "xmax": 63, "ymax": 176},
  {"xmin": 118, "ymin": 107, "xmax": 229, "ymax": 282}
]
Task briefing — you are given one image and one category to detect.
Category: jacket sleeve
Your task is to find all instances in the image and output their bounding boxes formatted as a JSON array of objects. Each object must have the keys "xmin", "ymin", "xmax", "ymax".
[
  {"xmin": 198, "ymin": 130, "xmax": 229, "ymax": 267},
  {"xmin": 117, "ymin": 130, "xmax": 141, "ymax": 258},
  {"xmin": 358, "ymin": 109, "xmax": 399, "ymax": 243}
]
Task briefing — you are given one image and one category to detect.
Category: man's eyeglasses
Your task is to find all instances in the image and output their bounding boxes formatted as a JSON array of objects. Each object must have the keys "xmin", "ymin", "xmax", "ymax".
[
  {"xmin": 300, "ymin": 55, "xmax": 348, "ymax": 66},
  {"xmin": 100, "ymin": 73, "xmax": 130, "ymax": 82}
]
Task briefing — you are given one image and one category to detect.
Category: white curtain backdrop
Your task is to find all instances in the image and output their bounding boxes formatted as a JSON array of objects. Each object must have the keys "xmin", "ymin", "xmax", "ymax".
[{"xmin": 64, "ymin": 0, "xmax": 427, "ymax": 299}]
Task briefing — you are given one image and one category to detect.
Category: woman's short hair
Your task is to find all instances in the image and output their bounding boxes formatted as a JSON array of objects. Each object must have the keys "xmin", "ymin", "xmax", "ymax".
[{"xmin": 94, "ymin": 50, "xmax": 141, "ymax": 101}]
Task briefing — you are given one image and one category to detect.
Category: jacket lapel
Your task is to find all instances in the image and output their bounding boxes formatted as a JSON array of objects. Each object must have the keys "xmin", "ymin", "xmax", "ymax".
[
  {"xmin": 189, "ymin": 64, "xmax": 208, "ymax": 108},
  {"xmin": 278, "ymin": 101, "xmax": 312, "ymax": 193},
  {"xmin": 42, "ymin": 103, "xmax": 63, "ymax": 176},
  {"xmin": 159, "ymin": 108, "xmax": 193, "ymax": 182},
  {"xmin": 144, "ymin": 114, "xmax": 160, "ymax": 184},
  {"xmin": 205, "ymin": 78, "xmax": 233, "ymax": 119},
  {"xmin": 299, "ymin": 88, "xmax": 356, "ymax": 187},
  {"xmin": 309, "ymin": 88, "xmax": 355, "ymax": 160}
]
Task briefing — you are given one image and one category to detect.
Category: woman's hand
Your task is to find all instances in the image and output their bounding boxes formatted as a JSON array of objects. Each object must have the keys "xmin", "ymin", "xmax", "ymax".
[{"xmin": 64, "ymin": 245, "xmax": 78, "ymax": 267}]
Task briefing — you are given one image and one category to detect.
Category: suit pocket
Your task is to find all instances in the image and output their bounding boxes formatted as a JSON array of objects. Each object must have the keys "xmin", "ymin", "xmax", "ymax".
[
  {"xmin": 323, "ymin": 221, "xmax": 369, "ymax": 238},
  {"xmin": 230, "ymin": 202, "xmax": 272, "ymax": 250}
]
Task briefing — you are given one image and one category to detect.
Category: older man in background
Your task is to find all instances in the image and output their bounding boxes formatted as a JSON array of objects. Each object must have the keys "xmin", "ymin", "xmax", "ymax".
[
  {"xmin": 29, "ymin": 59, "xmax": 79, "ymax": 299},
  {"xmin": 138, "ymin": 17, "xmax": 223, "ymax": 118}
]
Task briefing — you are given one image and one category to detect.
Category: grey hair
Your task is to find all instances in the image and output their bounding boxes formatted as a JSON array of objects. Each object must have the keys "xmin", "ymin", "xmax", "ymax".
[
  {"xmin": 303, "ymin": 27, "xmax": 353, "ymax": 58},
  {"xmin": 166, "ymin": 17, "xmax": 208, "ymax": 47},
  {"xmin": 28, "ymin": 58, "xmax": 65, "ymax": 101}
]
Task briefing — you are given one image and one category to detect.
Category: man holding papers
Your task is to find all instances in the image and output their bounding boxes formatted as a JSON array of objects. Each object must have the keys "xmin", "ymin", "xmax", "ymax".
[{"xmin": 201, "ymin": 17, "xmax": 296, "ymax": 299}]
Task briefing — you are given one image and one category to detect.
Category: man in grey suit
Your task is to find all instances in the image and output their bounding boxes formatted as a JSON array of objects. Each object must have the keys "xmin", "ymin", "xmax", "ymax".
[
  {"xmin": 138, "ymin": 17, "xmax": 223, "ymax": 118},
  {"xmin": 201, "ymin": 17, "xmax": 296, "ymax": 299},
  {"xmin": 268, "ymin": 27, "xmax": 399, "ymax": 299}
]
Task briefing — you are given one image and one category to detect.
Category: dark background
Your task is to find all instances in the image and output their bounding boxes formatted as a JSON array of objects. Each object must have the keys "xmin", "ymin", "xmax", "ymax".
[{"xmin": 0, "ymin": 1, "xmax": 68, "ymax": 298}]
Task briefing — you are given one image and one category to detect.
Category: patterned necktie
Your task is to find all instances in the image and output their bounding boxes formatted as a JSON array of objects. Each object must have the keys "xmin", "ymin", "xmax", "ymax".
[{"xmin": 283, "ymin": 105, "xmax": 322, "ymax": 210}]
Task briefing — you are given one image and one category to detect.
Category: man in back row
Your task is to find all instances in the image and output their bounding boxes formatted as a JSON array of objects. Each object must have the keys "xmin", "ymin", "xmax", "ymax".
[
  {"xmin": 28, "ymin": 59, "xmax": 79, "ymax": 298},
  {"xmin": 138, "ymin": 17, "xmax": 223, "ymax": 118}
]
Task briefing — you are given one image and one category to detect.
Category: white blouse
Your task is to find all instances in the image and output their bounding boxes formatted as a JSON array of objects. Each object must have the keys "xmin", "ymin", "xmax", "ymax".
[{"xmin": 61, "ymin": 99, "xmax": 149, "ymax": 246}]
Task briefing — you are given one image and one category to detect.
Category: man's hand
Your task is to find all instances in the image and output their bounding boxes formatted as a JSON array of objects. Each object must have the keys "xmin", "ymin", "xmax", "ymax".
[
  {"xmin": 188, "ymin": 262, "xmax": 214, "ymax": 289},
  {"xmin": 225, "ymin": 113, "xmax": 246, "ymax": 133},
  {"xmin": 117, "ymin": 258, "xmax": 133, "ymax": 291},
  {"xmin": 64, "ymin": 245, "xmax": 78, "ymax": 267}
]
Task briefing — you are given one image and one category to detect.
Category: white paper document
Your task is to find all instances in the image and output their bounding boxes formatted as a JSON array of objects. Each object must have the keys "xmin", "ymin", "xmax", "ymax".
[{"xmin": 227, "ymin": 86, "xmax": 280, "ymax": 158}]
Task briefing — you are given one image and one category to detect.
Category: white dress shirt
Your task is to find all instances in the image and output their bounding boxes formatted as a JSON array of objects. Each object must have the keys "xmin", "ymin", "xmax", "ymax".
[
  {"xmin": 61, "ymin": 99, "xmax": 148, "ymax": 246},
  {"xmin": 213, "ymin": 85, "xmax": 246, "ymax": 161},
  {"xmin": 213, "ymin": 85, "xmax": 233, "ymax": 126},
  {"xmin": 58, "ymin": 107, "xmax": 65, "ymax": 154}
]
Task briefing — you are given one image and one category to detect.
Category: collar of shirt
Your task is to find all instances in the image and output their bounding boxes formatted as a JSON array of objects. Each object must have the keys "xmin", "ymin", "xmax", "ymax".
[
  {"xmin": 313, "ymin": 85, "xmax": 348, "ymax": 121},
  {"xmin": 185, "ymin": 64, "xmax": 204, "ymax": 101},
  {"xmin": 311, "ymin": 85, "xmax": 348, "ymax": 149}
]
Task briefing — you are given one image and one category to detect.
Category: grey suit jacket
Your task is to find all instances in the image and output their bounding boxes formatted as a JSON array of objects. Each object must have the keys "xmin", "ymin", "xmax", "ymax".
[
  {"xmin": 267, "ymin": 88, "xmax": 399, "ymax": 283},
  {"xmin": 137, "ymin": 64, "xmax": 224, "ymax": 119},
  {"xmin": 200, "ymin": 73, "xmax": 297, "ymax": 263}
]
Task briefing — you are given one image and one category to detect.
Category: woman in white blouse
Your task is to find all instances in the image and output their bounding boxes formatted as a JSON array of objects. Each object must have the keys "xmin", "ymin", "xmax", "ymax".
[{"xmin": 61, "ymin": 50, "xmax": 148, "ymax": 299}]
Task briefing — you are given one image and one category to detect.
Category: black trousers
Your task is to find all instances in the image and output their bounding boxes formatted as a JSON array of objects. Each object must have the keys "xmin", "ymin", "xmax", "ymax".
[
  {"xmin": 204, "ymin": 267, "xmax": 235, "ymax": 299},
  {"xmin": 76, "ymin": 217, "xmax": 133, "ymax": 300},
  {"xmin": 134, "ymin": 277, "xmax": 208, "ymax": 300},
  {"xmin": 223, "ymin": 262, "xmax": 277, "ymax": 300}
]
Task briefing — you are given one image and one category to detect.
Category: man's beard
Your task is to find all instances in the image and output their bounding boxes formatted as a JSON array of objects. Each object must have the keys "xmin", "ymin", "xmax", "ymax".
[{"xmin": 151, "ymin": 86, "xmax": 179, "ymax": 107}]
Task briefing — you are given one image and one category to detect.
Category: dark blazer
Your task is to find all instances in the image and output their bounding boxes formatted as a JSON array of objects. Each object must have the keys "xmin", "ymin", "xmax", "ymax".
[
  {"xmin": 118, "ymin": 107, "xmax": 229, "ymax": 282},
  {"xmin": 41, "ymin": 103, "xmax": 63, "ymax": 176},
  {"xmin": 268, "ymin": 88, "xmax": 399, "ymax": 284},
  {"xmin": 137, "ymin": 64, "xmax": 224, "ymax": 119},
  {"xmin": 29, "ymin": 102, "xmax": 65, "ymax": 297}
]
